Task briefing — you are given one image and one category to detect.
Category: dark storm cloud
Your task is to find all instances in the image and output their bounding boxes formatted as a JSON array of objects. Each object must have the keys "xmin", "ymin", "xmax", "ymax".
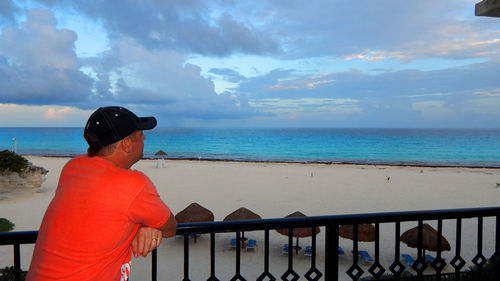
[
  {"xmin": 36, "ymin": 0, "xmax": 280, "ymax": 57},
  {"xmin": 0, "ymin": 0, "xmax": 19, "ymax": 23}
]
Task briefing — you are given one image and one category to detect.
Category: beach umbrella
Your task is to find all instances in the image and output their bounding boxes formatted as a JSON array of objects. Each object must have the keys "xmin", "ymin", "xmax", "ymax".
[
  {"xmin": 339, "ymin": 223, "xmax": 376, "ymax": 242},
  {"xmin": 175, "ymin": 203, "xmax": 214, "ymax": 242},
  {"xmin": 224, "ymin": 207, "xmax": 262, "ymax": 246},
  {"xmin": 154, "ymin": 150, "xmax": 168, "ymax": 168},
  {"xmin": 276, "ymin": 211, "xmax": 320, "ymax": 254},
  {"xmin": 154, "ymin": 150, "xmax": 168, "ymax": 158},
  {"xmin": 400, "ymin": 223, "xmax": 451, "ymax": 257}
]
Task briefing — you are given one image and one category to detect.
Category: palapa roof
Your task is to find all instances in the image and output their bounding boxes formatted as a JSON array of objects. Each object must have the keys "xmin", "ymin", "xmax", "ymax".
[
  {"xmin": 175, "ymin": 202, "xmax": 214, "ymax": 223},
  {"xmin": 276, "ymin": 211, "xmax": 320, "ymax": 238},
  {"xmin": 400, "ymin": 223, "xmax": 451, "ymax": 252},
  {"xmin": 339, "ymin": 223, "xmax": 376, "ymax": 242},
  {"xmin": 223, "ymin": 207, "xmax": 262, "ymax": 221}
]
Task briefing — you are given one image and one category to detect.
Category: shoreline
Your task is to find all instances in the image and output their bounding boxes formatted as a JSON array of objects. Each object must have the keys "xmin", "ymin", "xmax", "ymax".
[{"xmin": 20, "ymin": 154, "xmax": 500, "ymax": 169}]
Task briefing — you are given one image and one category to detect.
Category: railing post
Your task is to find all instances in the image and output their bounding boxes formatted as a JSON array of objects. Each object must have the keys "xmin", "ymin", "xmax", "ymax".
[
  {"xmin": 495, "ymin": 215, "xmax": 500, "ymax": 281},
  {"xmin": 14, "ymin": 243, "xmax": 21, "ymax": 281},
  {"xmin": 151, "ymin": 249, "xmax": 157, "ymax": 281},
  {"xmin": 183, "ymin": 234, "xmax": 190, "ymax": 281},
  {"xmin": 325, "ymin": 223, "xmax": 339, "ymax": 281}
]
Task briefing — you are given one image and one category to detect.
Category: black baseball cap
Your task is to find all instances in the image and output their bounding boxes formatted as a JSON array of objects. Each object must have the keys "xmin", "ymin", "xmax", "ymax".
[{"xmin": 84, "ymin": 106, "xmax": 157, "ymax": 147}]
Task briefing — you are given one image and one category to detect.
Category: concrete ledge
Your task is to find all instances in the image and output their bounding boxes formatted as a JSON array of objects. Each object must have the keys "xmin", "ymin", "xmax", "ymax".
[{"xmin": 476, "ymin": 0, "xmax": 500, "ymax": 17}]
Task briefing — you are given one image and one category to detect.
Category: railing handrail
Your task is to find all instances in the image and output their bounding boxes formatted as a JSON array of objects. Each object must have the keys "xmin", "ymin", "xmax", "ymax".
[
  {"xmin": 2, "ymin": 206, "xmax": 499, "ymax": 243},
  {"xmin": 0, "ymin": 231, "xmax": 38, "ymax": 246}
]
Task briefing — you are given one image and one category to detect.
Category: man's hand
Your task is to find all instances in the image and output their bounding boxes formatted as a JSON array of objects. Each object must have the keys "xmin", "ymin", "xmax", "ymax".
[{"xmin": 131, "ymin": 226, "xmax": 163, "ymax": 258}]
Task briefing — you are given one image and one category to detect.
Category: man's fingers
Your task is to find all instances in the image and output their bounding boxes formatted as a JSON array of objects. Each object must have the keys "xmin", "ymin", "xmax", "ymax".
[
  {"xmin": 131, "ymin": 239, "xmax": 138, "ymax": 258},
  {"xmin": 132, "ymin": 226, "xmax": 164, "ymax": 258}
]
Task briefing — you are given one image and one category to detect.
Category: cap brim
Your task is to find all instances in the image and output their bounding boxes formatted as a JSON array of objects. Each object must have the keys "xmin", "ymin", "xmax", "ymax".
[{"xmin": 137, "ymin": 117, "xmax": 157, "ymax": 130}]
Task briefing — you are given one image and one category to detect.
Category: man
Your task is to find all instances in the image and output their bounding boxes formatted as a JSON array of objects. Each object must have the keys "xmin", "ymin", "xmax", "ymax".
[{"xmin": 27, "ymin": 106, "xmax": 176, "ymax": 281}]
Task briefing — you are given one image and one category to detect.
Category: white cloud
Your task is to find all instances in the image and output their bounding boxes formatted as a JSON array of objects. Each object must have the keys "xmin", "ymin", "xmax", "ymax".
[
  {"xmin": 462, "ymin": 97, "xmax": 500, "ymax": 115},
  {"xmin": 269, "ymin": 73, "xmax": 336, "ymax": 90},
  {"xmin": 344, "ymin": 50, "xmax": 410, "ymax": 62},
  {"xmin": 249, "ymin": 98, "xmax": 361, "ymax": 115},
  {"xmin": 0, "ymin": 104, "xmax": 91, "ymax": 126},
  {"xmin": 44, "ymin": 107, "xmax": 72, "ymax": 120},
  {"xmin": 473, "ymin": 89, "xmax": 500, "ymax": 97},
  {"xmin": 412, "ymin": 101, "xmax": 453, "ymax": 118}
]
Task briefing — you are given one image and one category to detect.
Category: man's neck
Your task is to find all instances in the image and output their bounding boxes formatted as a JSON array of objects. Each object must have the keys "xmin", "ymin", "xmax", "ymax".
[{"xmin": 101, "ymin": 154, "xmax": 132, "ymax": 170}]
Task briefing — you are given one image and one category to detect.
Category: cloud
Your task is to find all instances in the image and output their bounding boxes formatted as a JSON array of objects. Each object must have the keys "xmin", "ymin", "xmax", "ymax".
[
  {"xmin": 208, "ymin": 68, "xmax": 246, "ymax": 83},
  {"xmin": 249, "ymin": 98, "xmax": 361, "ymax": 115},
  {"xmin": 412, "ymin": 101, "xmax": 453, "ymax": 118},
  {"xmin": 462, "ymin": 97, "xmax": 500, "ymax": 115},
  {"xmin": 0, "ymin": 9, "xmax": 93, "ymax": 105},
  {"xmin": 1, "ymin": 1, "xmax": 500, "ymax": 128},
  {"xmin": 0, "ymin": 0, "xmax": 18, "ymax": 23},
  {"xmin": 80, "ymin": 36, "xmax": 259, "ymax": 120},
  {"xmin": 37, "ymin": 0, "xmax": 280, "ymax": 57},
  {"xmin": 0, "ymin": 104, "xmax": 92, "ymax": 126},
  {"xmin": 473, "ymin": 89, "xmax": 500, "ymax": 97},
  {"xmin": 44, "ymin": 107, "xmax": 72, "ymax": 120},
  {"xmin": 0, "ymin": 8, "xmax": 260, "ymax": 120}
]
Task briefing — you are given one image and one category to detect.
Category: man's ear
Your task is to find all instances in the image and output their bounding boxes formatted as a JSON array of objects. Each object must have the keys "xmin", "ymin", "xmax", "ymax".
[{"xmin": 120, "ymin": 137, "xmax": 132, "ymax": 153}]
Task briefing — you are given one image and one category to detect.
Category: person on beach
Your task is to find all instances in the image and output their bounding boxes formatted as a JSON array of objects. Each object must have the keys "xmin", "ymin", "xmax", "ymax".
[{"xmin": 27, "ymin": 106, "xmax": 177, "ymax": 281}]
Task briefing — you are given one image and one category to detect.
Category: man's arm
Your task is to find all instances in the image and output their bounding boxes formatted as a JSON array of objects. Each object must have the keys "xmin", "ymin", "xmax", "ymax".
[
  {"xmin": 131, "ymin": 226, "xmax": 163, "ymax": 258},
  {"xmin": 158, "ymin": 213, "xmax": 177, "ymax": 238},
  {"xmin": 131, "ymin": 214, "xmax": 176, "ymax": 258}
]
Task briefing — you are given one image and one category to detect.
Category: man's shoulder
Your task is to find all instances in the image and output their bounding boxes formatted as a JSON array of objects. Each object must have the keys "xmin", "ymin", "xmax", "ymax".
[
  {"xmin": 125, "ymin": 169, "xmax": 150, "ymax": 182},
  {"xmin": 65, "ymin": 155, "xmax": 152, "ymax": 185}
]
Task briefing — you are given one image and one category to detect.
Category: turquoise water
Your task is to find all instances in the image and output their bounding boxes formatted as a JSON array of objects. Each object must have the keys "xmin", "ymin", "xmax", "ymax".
[{"xmin": 1, "ymin": 128, "xmax": 499, "ymax": 167}]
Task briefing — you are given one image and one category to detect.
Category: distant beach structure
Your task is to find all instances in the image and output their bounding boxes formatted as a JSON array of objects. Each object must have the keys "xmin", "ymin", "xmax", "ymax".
[{"xmin": 154, "ymin": 150, "xmax": 168, "ymax": 168}]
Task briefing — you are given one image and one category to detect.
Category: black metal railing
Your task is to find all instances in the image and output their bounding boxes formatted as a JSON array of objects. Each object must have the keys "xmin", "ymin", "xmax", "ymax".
[{"xmin": 1, "ymin": 206, "xmax": 499, "ymax": 281}]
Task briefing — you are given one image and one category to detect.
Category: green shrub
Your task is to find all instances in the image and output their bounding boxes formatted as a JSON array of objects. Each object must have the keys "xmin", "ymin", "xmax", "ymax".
[
  {"xmin": 0, "ymin": 266, "xmax": 27, "ymax": 281},
  {"xmin": 0, "ymin": 150, "xmax": 28, "ymax": 173},
  {"xmin": 0, "ymin": 218, "xmax": 15, "ymax": 232}
]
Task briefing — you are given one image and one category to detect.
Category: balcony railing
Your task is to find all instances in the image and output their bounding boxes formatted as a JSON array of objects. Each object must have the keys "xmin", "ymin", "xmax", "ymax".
[{"xmin": 1, "ymin": 206, "xmax": 499, "ymax": 281}]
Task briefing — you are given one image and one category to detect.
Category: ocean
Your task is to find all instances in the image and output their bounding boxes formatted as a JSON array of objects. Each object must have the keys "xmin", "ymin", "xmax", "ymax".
[{"xmin": 0, "ymin": 128, "xmax": 499, "ymax": 167}]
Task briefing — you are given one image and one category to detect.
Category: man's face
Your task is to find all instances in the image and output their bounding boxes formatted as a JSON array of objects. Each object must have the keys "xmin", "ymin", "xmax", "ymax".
[{"xmin": 130, "ymin": 130, "xmax": 145, "ymax": 164}]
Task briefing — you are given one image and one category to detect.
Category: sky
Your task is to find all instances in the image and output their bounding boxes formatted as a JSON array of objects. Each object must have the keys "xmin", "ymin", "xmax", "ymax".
[{"xmin": 0, "ymin": 0, "xmax": 499, "ymax": 128}]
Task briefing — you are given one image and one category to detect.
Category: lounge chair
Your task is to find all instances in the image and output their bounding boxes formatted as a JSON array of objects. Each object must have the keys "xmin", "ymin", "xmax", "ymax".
[
  {"xmin": 359, "ymin": 250, "xmax": 373, "ymax": 262},
  {"xmin": 246, "ymin": 239, "xmax": 257, "ymax": 251},
  {"xmin": 229, "ymin": 238, "xmax": 237, "ymax": 248},
  {"xmin": 304, "ymin": 246, "xmax": 313, "ymax": 257},
  {"xmin": 401, "ymin": 254, "xmax": 415, "ymax": 266},
  {"xmin": 282, "ymin": 244, "xmax": 289, "ymax": 255},
  {"xmin": 176, "ymin": 234, "xmax": 200, "ymax": 240},
  {"xmin": 425, "ymin": 254, "xmax": 435, "ymax": 264},
  {"xmin": 338, "ymin": 246, "xmax": 344, "ymax": 255}
]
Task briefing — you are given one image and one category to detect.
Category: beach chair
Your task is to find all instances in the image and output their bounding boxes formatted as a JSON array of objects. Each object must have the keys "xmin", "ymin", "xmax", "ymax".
[
  {"xmin": 425, "ymin": 254, "xmax": 435, "ymax": 264},
  {"xmin": 282, "ymin": 244, "xmax": 289, "ymax": 255},
  {"xmin": 229, "ymin": 238, "xmax": 237, "ymax": 248},
  {"xmin": 246, "ymin": 239, "xmax": 257, "ymax": 251},
  {"xmin": 156, "ymin": 158, "xmax": 165, "ymax": 168},
  {"xmin": 359, "ymin": 250, "xmax": 373, "ymax": 262},
  {"xmin": 304, "ymin": 246, "xmax": 313, "ymax": 257},
  {"xmin": 338, "ymin": 246, "xmax": 344, "ymax": 255},
  {"xmin": 401, "ymin": 254, "xmax": 415, "ymax": 267}
]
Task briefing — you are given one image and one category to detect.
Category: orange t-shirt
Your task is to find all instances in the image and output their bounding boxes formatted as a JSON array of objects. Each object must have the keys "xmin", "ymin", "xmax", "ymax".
[{"xmin": 27, "ymin": 155, "xmax": 171, "ymax": 281}]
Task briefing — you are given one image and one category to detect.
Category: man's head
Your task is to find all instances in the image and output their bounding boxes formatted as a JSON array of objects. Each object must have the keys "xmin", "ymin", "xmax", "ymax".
[{"xmin": 84, "ymin": 106, "xmax": 156, "ymax": 165}]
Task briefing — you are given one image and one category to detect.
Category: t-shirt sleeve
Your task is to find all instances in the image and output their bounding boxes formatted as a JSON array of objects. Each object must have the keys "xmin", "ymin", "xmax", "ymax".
[{"xmin": 127, "ymin": 177, "xmax": 171, "ymax": 229}]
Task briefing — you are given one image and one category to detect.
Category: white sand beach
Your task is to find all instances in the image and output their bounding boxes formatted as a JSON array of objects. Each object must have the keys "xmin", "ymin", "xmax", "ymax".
[{"xmin": 1, "ymin": 156, "xmax": 499, "ymax": 280}]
